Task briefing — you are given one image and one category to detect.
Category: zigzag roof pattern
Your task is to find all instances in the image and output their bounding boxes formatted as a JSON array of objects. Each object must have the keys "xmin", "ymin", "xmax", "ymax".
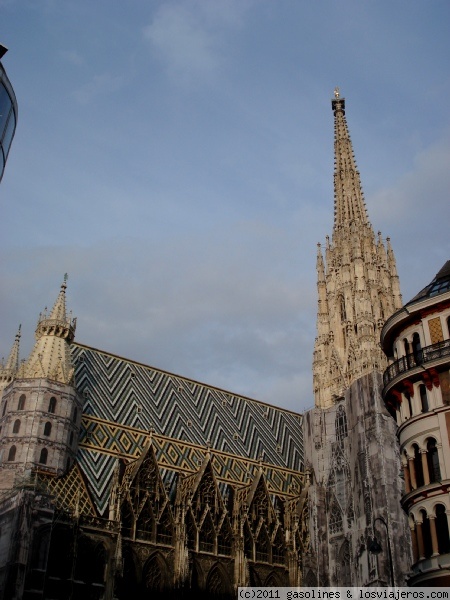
[{"xmin": 71, "ymin": 343, "xmax": 305, "ymax": 515}]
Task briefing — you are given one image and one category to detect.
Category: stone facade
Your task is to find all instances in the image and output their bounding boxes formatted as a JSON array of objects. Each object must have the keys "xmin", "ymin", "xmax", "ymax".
[{"xmin": 304, "ymin": 90, "xmax": 411, "ymax": 585}]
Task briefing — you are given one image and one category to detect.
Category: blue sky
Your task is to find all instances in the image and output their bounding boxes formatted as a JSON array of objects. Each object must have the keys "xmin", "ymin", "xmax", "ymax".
[{"xmin": 1, "ymin": 0, "xmax": 449, "ymax": 412}]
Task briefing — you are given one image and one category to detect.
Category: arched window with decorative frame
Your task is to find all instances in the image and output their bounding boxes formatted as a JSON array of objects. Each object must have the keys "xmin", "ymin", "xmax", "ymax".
[
  {"xmin": 44, "ymin": 422, "xmax": 52, "ymax": 437},
  {"xmin": 335, "ymin": 405, "xmax": 348, "ymax": 442},
  {"xmin": 329, "ymin": 499, "xmax": 343, "ymax": 535},
  {"xmin": 48, "ymin": 397, "xmax": 57, "ymax": 414},
  {"xmin": 13, "ymin": 419, "xmax": 20, "ymax": 434}
]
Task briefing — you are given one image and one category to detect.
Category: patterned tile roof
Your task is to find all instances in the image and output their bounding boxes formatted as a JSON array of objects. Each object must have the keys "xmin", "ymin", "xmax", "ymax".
[{"xmin": 70, "ymin": 343, "xmax": 305, "ymax": 515}]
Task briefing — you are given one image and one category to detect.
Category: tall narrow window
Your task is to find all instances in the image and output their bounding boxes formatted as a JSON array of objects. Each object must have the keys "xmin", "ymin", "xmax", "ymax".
[
  {"xmin": 73, "ymin": 407, "xmax": 78, "ymax": 422},
  {"xmin": 39, "ymin": 448, "xmax": 48, "ymax": 465},
  {"xmin": 44, "ymin": 422, "xmax": 52, "ymax": 437},
  {"xmin": 412, "ymin": 333, "xmax": 423, "ymax": 364},
  {"xmin": 405, "ymin": 392, "xmax": 414, "ymax": 418},
  {"xmin": 339, "ymin": 296, "xmax": 346, "ymax": 323},
  {"xmin": 413, "ymin": 444, "xmax": 424, "ymax": 488},
  {"xmin": 13, "ymin": 419, "xmax": 20, "ymax": 434},
  {"xmin": 404, "ymin": 339, "xmax": 412, "ymax": 368},
  {"xmin": 436, "ymin": 504, "xmax": 450, "ymax": 554},
  {"xmin": 2, "ymin": 401, "xmax": 7, "ymax": 417},
  {"xmin": 48, "ymin": 397, "xmax": 57, "ymax": 414},
  {"xmin": 335, "ymin": 405, "xmax": 348, "ymax": 441},
  {"xmin": 8, "ymin": 446, "xmax": 16, "ymax": 461},
  {"xmin": 18, "ymin": 395, "xmax": 26, "ymax": 411},
  {"xmin": 427, "ymin": 438, "xmax": 441, "ymax": 483},
  {"xmin": 419, "ymin": 385, "xmax": 429, "ymax": 413},
  {"xmin": 421, "ymin": 510, "xmax": 432, "ymax": 559}
]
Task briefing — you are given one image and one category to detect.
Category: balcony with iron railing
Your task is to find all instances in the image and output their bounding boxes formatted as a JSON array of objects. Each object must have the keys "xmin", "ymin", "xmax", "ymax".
[{"xmin": 383, "ymin": 339, "xmax": 450, "ymax": 391}]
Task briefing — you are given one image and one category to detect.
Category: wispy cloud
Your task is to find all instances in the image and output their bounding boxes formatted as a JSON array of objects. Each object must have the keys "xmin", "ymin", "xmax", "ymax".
[
  {"xmin": 61, "ymin": 49, "xmax": 84, "ymax": 67},
  {"xmin": 143, "ymin": 1, "xmax": 250, "ymax": 85},
  {"xmin": 71, "ymin": 72, "xmax": 126, "ymax": 104},
  {"xmin": 144, "ymin": 4, "xmax": 218, "ymax": 83}
]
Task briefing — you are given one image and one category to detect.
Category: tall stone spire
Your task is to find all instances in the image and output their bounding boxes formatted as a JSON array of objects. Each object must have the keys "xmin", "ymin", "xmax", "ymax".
[
  {"xmin": 313, "ymin": 89, "xmax": 402, "ymax": 408},
  {"xmin": 22, "ymin": 275, "xmax": 77, "ymax": 384},
  {"xmin": 0, "ymin": 325, "xmax": 21, "ymax": 393}
]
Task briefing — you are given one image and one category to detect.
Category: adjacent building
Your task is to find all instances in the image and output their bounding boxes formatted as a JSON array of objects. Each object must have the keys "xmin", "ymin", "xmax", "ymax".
[
  {"xmin": 0, "ymin": 45, "xmax": 18, "ymax": 183},
  {"xmin": 381, "ymin": 260, "xmax": 450, "ymax": 586}
]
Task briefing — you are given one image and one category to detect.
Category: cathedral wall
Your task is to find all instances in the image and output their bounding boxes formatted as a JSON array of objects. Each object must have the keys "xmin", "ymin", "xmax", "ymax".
[{"xmin": 304, "ymin": 371, "xmax": 411, "ymax": 586}]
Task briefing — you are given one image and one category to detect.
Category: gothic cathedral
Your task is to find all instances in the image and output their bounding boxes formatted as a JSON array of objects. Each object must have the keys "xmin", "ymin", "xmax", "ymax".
[{"xmin": 0, "ymin": 91, "xmax": 414, "ymax": 598}]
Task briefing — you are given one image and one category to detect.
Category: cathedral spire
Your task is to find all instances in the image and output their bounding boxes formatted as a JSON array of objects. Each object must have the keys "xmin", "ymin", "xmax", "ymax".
[
  {"xmin": 312, "ymin": 91, "xmax": 401, "ymax": 408},
  {"xmin": 331, "ymin": 87, "xmax": 369, "ymax": 232},
  {"xmin": 22, "ymin": 276, "xmax": 76, "ymax": 384},
  {"xmin": 0, "ymin": 325, "xmax": 21, "ymax": 392}
]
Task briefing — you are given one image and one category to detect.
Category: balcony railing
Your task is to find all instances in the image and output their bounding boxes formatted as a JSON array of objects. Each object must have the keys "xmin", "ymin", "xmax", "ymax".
[{"xmin": 383, "ymin": 339, "xmax": 450, "ymax": 388}]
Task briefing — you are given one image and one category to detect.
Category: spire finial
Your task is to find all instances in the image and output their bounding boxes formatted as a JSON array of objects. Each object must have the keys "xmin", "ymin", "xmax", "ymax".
[{"xmin": 334, "ymin": 86, "xmax": 340, "ymax": 99}]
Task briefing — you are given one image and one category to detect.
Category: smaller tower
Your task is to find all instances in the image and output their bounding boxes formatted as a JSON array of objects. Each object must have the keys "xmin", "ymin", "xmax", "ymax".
[
  {"xmin": 0, "ymin": 325, "xmax": 21, "ymax": 395},
  {"xmin": 0, "ymin": 277, "xmax": 82, "ymax": 490}
]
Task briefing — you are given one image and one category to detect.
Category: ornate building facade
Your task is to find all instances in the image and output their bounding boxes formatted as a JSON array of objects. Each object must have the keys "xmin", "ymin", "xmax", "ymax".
[
  {"xmin": 381, "ymin": 260, "xmax": 450, "ymax": 586},
  {"xmin": 303, "ymin": 90, "xmax": 411, "ymax": 586},
  {"xmin": 0, "ymin": 88, "xmax": 429, "ymax": 598},
  {"xmin": 0, "ymin": 278, "xmax": 309, "ymax": 599}
]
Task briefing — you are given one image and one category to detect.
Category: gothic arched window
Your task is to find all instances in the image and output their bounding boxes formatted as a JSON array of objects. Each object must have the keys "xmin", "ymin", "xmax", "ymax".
[
  {"xmin": 44, "ymin": 422, "xmax": 52, "ymax": 437},
  {"xmin": 39, "ymin": 448, "xmax": 48, "ymax": 465},
  {"xmin": 8, "ymin": 445, "xmax": 16, "ymax": 461},
  {"xmin": 329, "ymin": 500, "xmax": 343, "ymax": 535},
  {"xmin": 48, "ymin": 397, "xmax": 57, "ymax": 414},
  {"xmin": 13, "ymin": 419, "xmax": 20, "ymax": 434},
  {"xmin": 339, "ymin": 539, "xmax": 352, "ymax": 585},
  {"xmin": 335, "ymin": 405, "xmax": 348, "ymax": 441},
  {"xmin": 199, "ymin": 512, "xmax": 215, "ymax": 553},
  {"xmin": 18, "ymin": 395, "xmax": 26, "ymax": 411}
]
